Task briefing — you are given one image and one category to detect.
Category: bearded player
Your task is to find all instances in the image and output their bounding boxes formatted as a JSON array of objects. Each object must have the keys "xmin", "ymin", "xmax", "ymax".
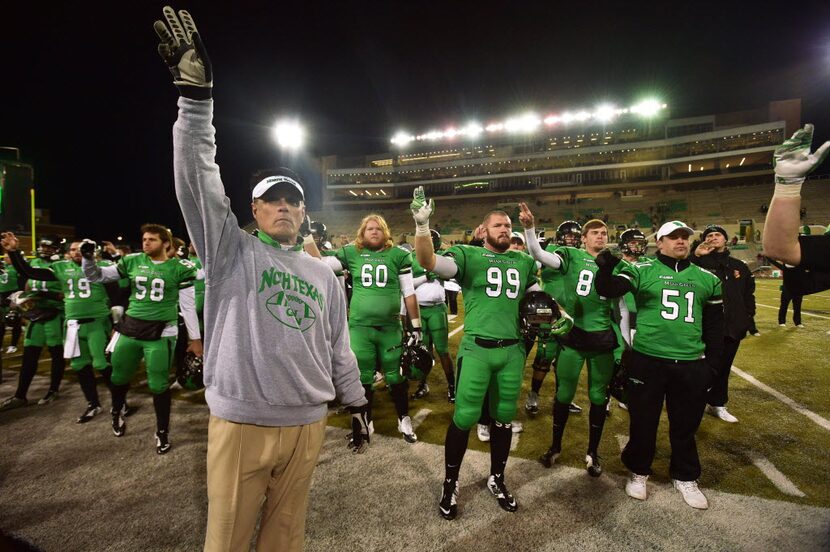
[{"xmin": 412, "ymin": 187, "xmax": 571, "ymax": 519}]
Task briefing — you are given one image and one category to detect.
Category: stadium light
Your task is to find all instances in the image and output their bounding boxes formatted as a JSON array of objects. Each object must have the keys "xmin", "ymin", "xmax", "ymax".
[
  {"xmin": 272, "ymin": 119, "xmax": 305, "ymax": 150},
  {"xmin": 389, "ymin": 98, "xmax": 667, "ymax": 146}
]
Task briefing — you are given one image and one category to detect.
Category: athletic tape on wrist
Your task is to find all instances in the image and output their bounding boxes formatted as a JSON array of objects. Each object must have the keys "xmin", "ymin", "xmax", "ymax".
[
  {"xmin": 773, "ymin": 182, "xmax": 803, "ymax": 198},
  {"xmin": 415, "ymin": 224, "xmax": 431, "ymax": 236}
]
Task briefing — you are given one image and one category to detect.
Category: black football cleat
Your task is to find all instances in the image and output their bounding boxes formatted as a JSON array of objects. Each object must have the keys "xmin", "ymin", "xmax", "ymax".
[
  {"xmin": 111, "ymin": 408, "xmax": 126, "ymax": 437},
  {"xmin": 76, "ymin": 403, "xmax": 102, "ymax": 424},
  {"xmin": 487, "ymin": 475, "xmax": 518, "ymax": 513},
  {"xmin": 586, "ymin": 452, "xmax": 603, "ymax": 477},
  {"xmin": 439, "ymin": 478, "xmax": 459, "ymax": 520},
  {"xmin": 539, "ymin": 446, "xmax": 561, "ymax": 468},
  {"xmin": 156, "ymin": 430, "xmax": 171, "ymax": 455}
]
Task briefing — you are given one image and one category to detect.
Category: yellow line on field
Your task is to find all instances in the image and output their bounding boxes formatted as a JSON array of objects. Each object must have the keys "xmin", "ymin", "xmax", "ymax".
[{"xmin": 732, "ymin": 365, "xmax": 830, "ymax": 432}]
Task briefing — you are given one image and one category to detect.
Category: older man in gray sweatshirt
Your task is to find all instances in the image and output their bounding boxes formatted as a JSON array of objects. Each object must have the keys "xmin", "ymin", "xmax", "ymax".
[{"xmin": 155, "ymin": 7, "xmax": 368, "ymax": 552}]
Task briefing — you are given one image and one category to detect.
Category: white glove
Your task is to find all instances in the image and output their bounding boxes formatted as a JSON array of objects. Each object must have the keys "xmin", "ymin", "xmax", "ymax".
[
  {"xmin": 154, "ymin": 6, "xmax": 213, "ymax": 100},
  {"xmin": 410, "ymin": 186, "xmax": 434, "ymax": 236},
  {"xmin": 773, "ymin": 124, "xmax": 830, "ymax": 187}
]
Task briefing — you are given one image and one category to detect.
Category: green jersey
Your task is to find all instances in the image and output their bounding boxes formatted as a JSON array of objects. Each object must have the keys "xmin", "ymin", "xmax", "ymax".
[
  {"xmin": 0, "ymin": 262, "xmax": 21, "ymax": 293},
  {"xmin": 51, "ymin": 260, "xmax": 113, "ymax": 319},
  {"xmin": 554, "ymin": 246, "xmax": 612, "ymax": 332},
  {"xmin": 444, "ymin": 245, "xmax": 537, "ymax": 340},
  {"xmin": 619, "ymin": 258, "xmax": 722, "ymax": 360},
  {"xmin": 28, "ymin": 258, "xmax": 64, "ymax": 310},
  {"xmin": 117, "ymin": 253, "xmax": 197, "ymax": 322},
  {"xmin": 335, "ymin": 244, "xmax": 412, "ymax": 327}
]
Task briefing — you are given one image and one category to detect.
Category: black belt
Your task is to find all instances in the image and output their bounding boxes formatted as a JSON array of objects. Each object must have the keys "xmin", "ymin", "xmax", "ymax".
[{"xmin": 475, "ymin": 337, "xmax": 520, "ymax": 349}]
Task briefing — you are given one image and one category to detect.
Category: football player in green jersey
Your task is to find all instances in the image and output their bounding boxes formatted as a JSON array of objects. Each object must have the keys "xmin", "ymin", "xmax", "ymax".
[
  {"xmin": 611, "ymin": 229, "xmax": 648, "ymax": 411},
  {"xmin": 520, "ymin": 204, "xmax": 627, "ymax": 478},
  {"xmin": 3, "ymin": 234, "xmax": 122, "ymax": 423},
  {"xmin": 526, "ymin": 221, "xmax": 583, "ymax": 417},
  {"xmin": 321, "ymin": 214, "xmax": 422, "ymax": 443},
  {"xmin": 595, "ymin": 220, "xmax": 724, "ymax": 509},
  {"xmin": 412, "ymin": 187, "xmax": 572, "ymax": 519},
  {"xmin": 410, "ymin": 229, "xmax": 455, "ymax": 403},
  {"xmin": 0, "ymin": 236, "xmax": 67, "ymax": 412},
  {"xmin": 83, "ymin": 224, "xmax": 202, "ymax": 454}
]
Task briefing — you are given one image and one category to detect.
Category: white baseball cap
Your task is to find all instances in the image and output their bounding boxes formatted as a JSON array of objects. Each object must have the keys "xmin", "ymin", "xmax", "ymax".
[
  {"xmin": 251, "ymin": 175, "xmax": 305, "ymax": 201},
  {"xmin": 510, "ymin": 231, "xmax": 525, "ymax": 243},
  {"xmin": 656, "ymin": 220, "xmax": 695, "ymax": 241}
]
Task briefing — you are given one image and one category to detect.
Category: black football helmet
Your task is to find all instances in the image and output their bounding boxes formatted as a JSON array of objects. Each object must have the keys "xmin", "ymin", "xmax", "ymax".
[
  {"xmin": 176, "ymin": 352, "xmax": 204, "ymax": 390},
  {"xmin": 556, "ymin": 221, "xmax": 582, "ymax": 247},
  {"xmin": 310, "ymin": 221, "xmax": 328, "ymax": 243},
  {"xmin": 519, "ymin": 291, "xmax": 561, "ymax": 339},
  {"xmin": 619, "ymin": 228, "xmax": 647, "ymax": 258},
  {"xmin": 37, "ymin": 236, "xmax": 62, "ymax": 261},
  {"xmin": 399, "ymin": 343, "xmax": 433, "ymax": 381},
  {"xmin": 430, "ymin": 229, "xmax": 442, "ymax": 252}
]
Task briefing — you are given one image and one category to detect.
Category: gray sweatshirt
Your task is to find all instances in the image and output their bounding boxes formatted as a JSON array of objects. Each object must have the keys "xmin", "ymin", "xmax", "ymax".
[{"xmin": 173, "ymin": 97, "xmax": 366, "ymax": 426}]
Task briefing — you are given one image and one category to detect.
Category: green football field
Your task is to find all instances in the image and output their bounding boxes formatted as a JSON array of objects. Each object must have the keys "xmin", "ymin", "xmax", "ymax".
[{"xmin": 330, "ymin": 278, "xmax": 830, "ymax": 508}]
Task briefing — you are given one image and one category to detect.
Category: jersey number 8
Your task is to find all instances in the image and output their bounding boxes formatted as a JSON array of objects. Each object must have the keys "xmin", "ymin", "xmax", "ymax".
[
  {"xmin": 486, "ymin": 267, "xmax": 520, "ymax": 299},
  {"xmin": 135, "ymin": 276, "xmax": 165, "ymax": 302}
]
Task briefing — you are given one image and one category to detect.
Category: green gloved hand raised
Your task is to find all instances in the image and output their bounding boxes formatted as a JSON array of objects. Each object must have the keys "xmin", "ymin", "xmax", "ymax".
[{"xmin": 773, "ymin": 124, "xmax": 830, "ymax": 186}]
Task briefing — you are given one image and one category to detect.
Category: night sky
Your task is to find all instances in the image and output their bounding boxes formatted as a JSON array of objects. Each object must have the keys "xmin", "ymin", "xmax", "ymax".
[{"xmin": 2, "ymin": 1, "xmax": 830, "ymax": 242}]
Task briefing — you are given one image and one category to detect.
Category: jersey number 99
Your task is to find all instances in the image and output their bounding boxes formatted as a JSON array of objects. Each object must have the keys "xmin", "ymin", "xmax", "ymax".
[{"xmin": 486, "ymin": 267, "xmax": 520, "ymax": 299}]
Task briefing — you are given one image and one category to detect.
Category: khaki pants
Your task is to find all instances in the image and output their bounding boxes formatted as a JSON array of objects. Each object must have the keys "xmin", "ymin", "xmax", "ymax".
[{"xmin": 204, "ymin": 415, "xmax": 327, "ymax": 552}]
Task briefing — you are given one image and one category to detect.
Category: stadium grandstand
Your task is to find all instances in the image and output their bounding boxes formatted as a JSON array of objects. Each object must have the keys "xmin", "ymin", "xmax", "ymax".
[{"xmin": 309, "ymin": 98, "xmax": 827, "ymax": 266}]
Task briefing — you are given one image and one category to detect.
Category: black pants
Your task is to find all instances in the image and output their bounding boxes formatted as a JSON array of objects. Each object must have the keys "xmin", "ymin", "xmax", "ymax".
[
  {"xmin": 706, "ymin": 337, "xmax": 741, "ymax": 407},
  {"xmin": 445, "ymin": 290, "xmax": 459, "ymax": 315},
  {"xmin": 622, "ymin": 350, "xmax": 710, "ymax": 481},
  {"xmin": 778, "ymin": 289, "xmax": 802, "ymax": 325}
]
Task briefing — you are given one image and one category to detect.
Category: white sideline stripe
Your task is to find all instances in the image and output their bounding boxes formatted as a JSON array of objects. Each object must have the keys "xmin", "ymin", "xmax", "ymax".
[
  {"xmin": 510, "ymin": 433, "xmax": 520, "ymax": 451},
  {"xmin": 447, "ymin": 314, "xmax": 458, "ymax": 321},
  {"xmin": 756, "ymin": 302, "xmax": 830, "ymax": 321},
  {"xmin": 747, "ymin": 451, "xmax": 806, "ymax": 497},
  {"xmin": 411, "ymin": 408, "xmax": 431, "ymax": 430},
  {"xmin": 448, "ymin": 325, "xmax": 465, "ymax": 338},
  {"xmin": 732, "ymin": 365, "xmax": 830, "ymax": 432},
  {"xmin": 615, "ymin": 434, "xmax": 629, "ymax": 452}
]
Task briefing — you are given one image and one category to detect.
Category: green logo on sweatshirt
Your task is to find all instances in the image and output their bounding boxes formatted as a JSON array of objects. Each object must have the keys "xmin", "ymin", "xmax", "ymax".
[{"xmin": 265, "ymin": 291, "xmax": 317, "ymax": 332}]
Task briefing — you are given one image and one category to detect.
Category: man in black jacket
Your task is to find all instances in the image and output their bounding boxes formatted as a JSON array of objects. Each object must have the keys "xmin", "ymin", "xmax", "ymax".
[{"xmin": 691, "ymin": 225, "xmax": 756, "ymax": 423}]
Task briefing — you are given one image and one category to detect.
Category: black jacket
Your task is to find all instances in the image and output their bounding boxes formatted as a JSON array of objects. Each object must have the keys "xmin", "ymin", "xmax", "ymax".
[{"xmin": 690, "ymin": 249, "xmax": 755, "ymax": 340}]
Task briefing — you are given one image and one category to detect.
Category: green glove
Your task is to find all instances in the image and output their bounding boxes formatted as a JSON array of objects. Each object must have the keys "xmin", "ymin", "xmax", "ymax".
[
  {"xmin": 410, "ymin": 186, "xmax": 435, "ymax": 236},
  {"xmin": 550, "ymin": 311, "xmax": 574, "ymax": 336},
  {"xmin": 154, "ymin": 6, "xmax": 213, "ymax": 100},
  {"xmin": 773, "ymin": 124, "xmax": 830, "ymax": 185}
]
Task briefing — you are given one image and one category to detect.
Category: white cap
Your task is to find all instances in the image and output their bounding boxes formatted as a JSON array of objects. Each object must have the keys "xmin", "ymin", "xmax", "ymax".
[
  {"xmin": 510, "ymin": 231, "xmax": 525, "ymax": 243},
  {"xmin": 251, "ymin": 175, "xmax": 305, "ymax": 201},
  {"xmin": 656, "ymin": 220, "xmax": 695, "ymax": 241}
]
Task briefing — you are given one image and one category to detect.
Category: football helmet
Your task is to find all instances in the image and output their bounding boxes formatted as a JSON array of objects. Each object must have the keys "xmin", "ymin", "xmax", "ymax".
[
  {"xmin": 399, "ymin": 343, "xmax": 433, "ymax": 381},
  {"xmin": 619, "ymin": 229, "xmax": 647, "ymax": 258},
  {"xmin": 310, "ymin": 221, "xmax": 328, "ymax": 243},
  {"xmin": 519, "ymin": 291, "xmax": 561, "ymax": 339},
  {"xmin": 37, "ymin": 236, "xmax": 62, "ymax": 261},
  {"xmin": 176, "ymin": 352, "xmax": 204, "ymax": 390},
  {"xmin": 556, "ymin": 221, "xmax": 582, "ymax": 247}
]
